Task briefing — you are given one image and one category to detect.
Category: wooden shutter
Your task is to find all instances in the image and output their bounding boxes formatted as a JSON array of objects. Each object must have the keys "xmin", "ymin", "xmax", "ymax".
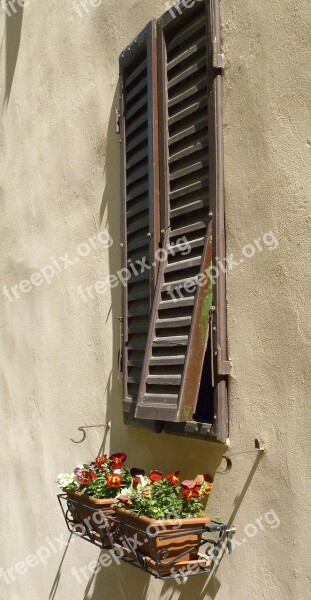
[
  {"xmin": 119, "ymin": 22, "xmax": 161, "ymax": 428},
  {"xmin": 135, "ymin": 1, "xmax": 214, "ymax": 423}
]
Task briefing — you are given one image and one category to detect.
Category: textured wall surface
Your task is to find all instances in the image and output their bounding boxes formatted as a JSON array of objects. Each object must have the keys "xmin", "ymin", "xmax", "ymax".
[{"xmin": 0, "ymin": 0, "xmax": 310, "ymax": 599}]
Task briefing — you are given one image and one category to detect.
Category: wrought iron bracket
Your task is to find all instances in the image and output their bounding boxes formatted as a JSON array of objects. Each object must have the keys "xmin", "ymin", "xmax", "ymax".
[{"xmin": 70, "ymin": 422, "xmax": 111, "ymax": 444}]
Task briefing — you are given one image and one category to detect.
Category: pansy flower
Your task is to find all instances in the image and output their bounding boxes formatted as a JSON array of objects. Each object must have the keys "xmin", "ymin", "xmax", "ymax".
[
  {"xmin": 166, "ymin": 471, "xmax": 180, "ymax": 486},
  {"xmin": 93, "ymin": 455, "xmax": 107, "ymax": 469},
  {"xmin": 183, "ymin": 487, "xmax": 200, "ymax": 501},
  {"xmin": 109, "ymin": 453, "xmax": 127, "ymax": 470},
  {"xmin": 81, "ymin": 470, "xmax": 97, "ymax": 485},
  {"xmin": 106, "ymin": 474, "xmax": 123, "ymax": 488},
  {"xmin": 149, "ymin": 470, "xmax": 164, "ymax": 483}
]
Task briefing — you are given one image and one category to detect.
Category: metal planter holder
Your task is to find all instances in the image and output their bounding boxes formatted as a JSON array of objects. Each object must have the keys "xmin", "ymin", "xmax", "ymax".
[{"xmin": 58, "ymin": 493, "xmax": 235, "ymax": 580}]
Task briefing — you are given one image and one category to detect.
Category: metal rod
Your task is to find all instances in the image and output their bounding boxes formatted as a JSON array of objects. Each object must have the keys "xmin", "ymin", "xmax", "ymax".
[{"xmin": 70, "ymin": 422, "xmax": 111, "ymax": 444}]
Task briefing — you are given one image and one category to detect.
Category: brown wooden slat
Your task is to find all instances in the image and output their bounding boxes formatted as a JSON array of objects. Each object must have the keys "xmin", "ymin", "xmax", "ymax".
[
  {"xmin": 168, "ymin": 76, "xmax": 207, "ymax": 109},
  {"xmin": 126, "ymin": 127, "xmax": 148, "ymax": 153},
  {"xmin": 126, "ymin": 93, "xmax": 148, "ymax": 120},
  {"xmin": 125, "ymin": 76, "xmax": 148, "ymax": 104},
  {"xmin": 155, "ymin": 316, "xmax": 192, "ymax": 328},
  {"xmin": 167, "ymin": 56, "xmax": 207, "ymax": 91},
  {"xmin": 149, "ymin": 355, "xmax": 185, "ymax": 366},
  {"xmin": 158, "ymin": 296, "xmax": 195, "ymax": 310},
  {"xmin": 168, "ymin": 98, "xmax": 207, "ymax": 126},
  {"xmin": 147, "ymin": 374, "xmax": 182, "ymax": 385},
  {"xmin": 169, "ymin": 116, "xmax": 207, "ymax": 146},
  {"xmin": 126, "ymin": 145, "xmax": 148, "ymax": 169},
  {"xmin": 165, "ymin": 255, "xmax": 201, "ymax": 273},
  {"xmin": 125, "ymin": 57, "xmax": 147, "ymax": 88},
  {"xmin": 167, "ymin": 35, "xmax": 206, "ymax": 71},
  {"xmin": 169, "ymin": 139, "xmax": 208, "ymax": 163},
  {"xmin": 166, "ymin": 13, "xmax": 206, "ymax": 54},
  {"xmin": 170, "ymin": 198, "xmax": 206, "ymax": 218}
]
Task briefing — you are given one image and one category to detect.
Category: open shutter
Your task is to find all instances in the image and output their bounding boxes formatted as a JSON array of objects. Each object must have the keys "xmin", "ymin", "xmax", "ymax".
[
  {"xmin": 135, "ymin": 1, "xmax": 213, "ymax": 423},
  {"xmin": 119, "ymin": 22, "xmax": 161, "ymax": 428}
]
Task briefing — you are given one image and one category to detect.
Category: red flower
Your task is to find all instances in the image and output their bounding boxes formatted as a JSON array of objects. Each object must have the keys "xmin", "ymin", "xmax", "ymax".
[
  {"xmin": 133, "ymin": 476, "xmax": 142, "ymax": 489},
  {"xmin": 183, "ymin": 488, "xmax": 200, "ymax": 501},
  {"xmin": 93, "ymin": 455, "xmax": 107, "ymax": 468},
  {"xmin": 166, "ymin": 471, "xmax": 180, "ymax": 486},
  {"xmin": 106, "ymin": 474, "xmax": 123, "ymax": 488},
  {"xmin": 118, "ymin": 495, "xmax": 132, "ymax": 507},
  {"xmin": 81, "ymin": 470, "xmax": 97, "ymax": 485},
  {"xmin": 109, "ymin": 453, "xmax": 126, "ymax": 469},
  {"xmin": 149, "ymin": 470, "xmax": 164, "ymax": 483}
]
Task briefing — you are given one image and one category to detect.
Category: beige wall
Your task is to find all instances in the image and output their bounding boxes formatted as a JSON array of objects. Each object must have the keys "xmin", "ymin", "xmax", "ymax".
[{"xmin": 1, "ymin": 0, "xmax": 311, "ymax": 598}]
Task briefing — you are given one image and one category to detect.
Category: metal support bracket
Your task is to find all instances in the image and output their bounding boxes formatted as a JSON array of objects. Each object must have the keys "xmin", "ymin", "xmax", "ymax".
[{"xmin": 71, "ymin": 423, "xmax": 111, "ymax": 444}]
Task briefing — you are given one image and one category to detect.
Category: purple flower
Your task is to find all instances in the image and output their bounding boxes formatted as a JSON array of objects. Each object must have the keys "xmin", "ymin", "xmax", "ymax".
[{"xmin": 74, "ymin": 467, "xmax": 82, "ymax": 479}]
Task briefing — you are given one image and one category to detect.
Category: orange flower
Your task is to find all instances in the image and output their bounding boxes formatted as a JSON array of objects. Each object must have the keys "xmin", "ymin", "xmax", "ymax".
[
  {"xmin": 166, "ymin": 471, "xmax": 180, "ymax": 486},
  {"xmin": 106, "ymin": 474, "xmax": 123, "ymax": 488},
  {"xmin": 203, "ymin": 482, "xmax": 213, "ymax": 495},
  {"xmin": 149, "ymin": 470, "xmax": 163, "ymax": 483}
]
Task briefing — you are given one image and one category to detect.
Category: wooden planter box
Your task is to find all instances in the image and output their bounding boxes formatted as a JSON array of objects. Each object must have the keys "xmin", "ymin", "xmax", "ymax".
[
  {"xmin": 114, "ymin": 506, "xmax": 211, "ymax": 575},
  {"xmin": 66, "ymin": 490, "xmax": 115, "ymax": 545}
]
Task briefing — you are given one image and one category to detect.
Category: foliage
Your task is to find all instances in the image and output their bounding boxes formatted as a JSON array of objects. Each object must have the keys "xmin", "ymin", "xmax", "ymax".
[
  {"xmin": 56, "ymin": 452, "xmax": 132, "ymax": 499},
  {"xmin": 116, "ymin": 470, "xmax": 213, "ymax": 520}
]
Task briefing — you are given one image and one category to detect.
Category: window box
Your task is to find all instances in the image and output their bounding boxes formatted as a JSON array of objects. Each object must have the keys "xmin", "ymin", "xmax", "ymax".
[{"xmin": 114, "ymin": 506, "xmax": 212, "ymax": 576}]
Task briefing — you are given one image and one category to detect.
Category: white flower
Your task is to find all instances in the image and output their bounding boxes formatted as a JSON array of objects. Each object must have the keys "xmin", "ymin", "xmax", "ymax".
[
  {"xmin": 113, "ymin": 469, "xmax": 122, "ymax": 475},
  {"xmin": 56, "ymin": 473, "xmax": 79, "ymax": 489},
  {"xmin": 136, "ymin": 475, "xmax": 149, "ymax": 488}
]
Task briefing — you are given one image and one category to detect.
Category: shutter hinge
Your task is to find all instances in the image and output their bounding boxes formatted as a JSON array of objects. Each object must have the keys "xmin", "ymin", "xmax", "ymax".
[
  {"xmin": 212, "ymin": 39, "xmax": 224, "ymax": 70},
  {"xmin": 115, "ymin": 109, "xmax": 120, "ymax": 134},
  {"xmin": 185, "ymin": 421, "xmax": 213, "ymax": 436},
  {"xmin": 217, "ymin": 358, "xmax": 232, "ymax": 376}
]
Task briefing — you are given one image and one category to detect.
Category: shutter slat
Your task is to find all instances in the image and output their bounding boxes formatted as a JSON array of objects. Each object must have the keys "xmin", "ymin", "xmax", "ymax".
[
  {"xmin": 167, "ymin": 56, "xmax": 207, "ymax": 91},
  {"xmin": 167, "ymin": 35, "xmax": 206, "ymax": 71},
  {"xmin": 166, "ymin": 13, "xmax": 206, "ymax": 53},
  {"xmin": 126, "ymin": 76, "xmax": 148, "ymax": 104},
  {"xmin": 149, "ymin": 355, "xmax": 185, "ymax": 366},
  {"xmin": 147, "ymin": 374, "xmax": 182, "ymax": 385},
  {"xmin": 155, "ymin": 316, "xmax": 192, "ymax": 328},
  {"xmin": 125, "ymin": 57, "xmax": 147, "ymax": 88}
]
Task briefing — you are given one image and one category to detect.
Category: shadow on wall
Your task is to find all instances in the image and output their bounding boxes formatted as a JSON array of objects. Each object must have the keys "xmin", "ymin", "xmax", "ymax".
[
  {"xmin": 48, "ymin": 81, "xmax": 265, "ymax": 600},
  {"xmin": 2, "ymin": 3, "xmax": 24, "ymax": 112}
]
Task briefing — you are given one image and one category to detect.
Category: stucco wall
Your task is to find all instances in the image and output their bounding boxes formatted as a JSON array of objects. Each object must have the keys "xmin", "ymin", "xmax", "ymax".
[{"xmin": 0, "ymin": 0, "xmax": 310, "ymax": 599}]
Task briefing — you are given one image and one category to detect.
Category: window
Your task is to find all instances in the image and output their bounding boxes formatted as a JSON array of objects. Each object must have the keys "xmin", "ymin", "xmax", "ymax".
[{"xmin": 119, "ymin": 0, "xmax": 230, "ymax": 442}]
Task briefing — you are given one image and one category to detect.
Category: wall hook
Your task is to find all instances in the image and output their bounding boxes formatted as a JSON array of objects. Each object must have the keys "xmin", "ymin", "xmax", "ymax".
[
  {"xmin": 71, "ymin": 423, "xmax": 111, "ymax": 444},
  {"xmin": 216, "ymin": 438, "xmax": 266, "ymax": 474}
]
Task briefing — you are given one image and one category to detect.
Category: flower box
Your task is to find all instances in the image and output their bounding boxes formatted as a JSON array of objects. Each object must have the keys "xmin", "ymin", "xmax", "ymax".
[
  {"xmin": 114, "ymin": 506, "xmax": 211, "ymax": 575},
  {"xmin": 66, "ymin": 490, "xmax": 115, "ymax": 545}
]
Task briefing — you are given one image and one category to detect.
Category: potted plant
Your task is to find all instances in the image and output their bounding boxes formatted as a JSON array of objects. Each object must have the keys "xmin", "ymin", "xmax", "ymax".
[
  {"xmin": 114, "ymin": 470, "xmax": 213, "ymax": 574},
  {"xmin": 57, "ymin": 452, "xmax": 132, "ymax": 541}
]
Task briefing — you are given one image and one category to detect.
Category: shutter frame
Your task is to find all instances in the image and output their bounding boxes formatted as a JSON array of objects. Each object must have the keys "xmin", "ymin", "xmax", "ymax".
[
  {"xmin": 135, "ymin": 0, "xmax": 213, "ymax": 423},
  {"xmin": 120, "ymin": 22, "xmax": 161, "ymax": 431}
]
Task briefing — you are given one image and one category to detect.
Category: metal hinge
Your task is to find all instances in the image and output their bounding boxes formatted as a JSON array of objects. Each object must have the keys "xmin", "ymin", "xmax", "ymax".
[
  {"xmin": 212, "ymin": 39, "xmax": 224, "ymax": 70},
  {"xmin": 217, "ymin": 358, "xmax": 232, "ymax": 376},
  {"xmin": 185, "ymin": 421, "xmax": 213, "ymax": 435},
  {"xmin": 115, "ymin": 109, "xmax": 120, "ymax": 134}
]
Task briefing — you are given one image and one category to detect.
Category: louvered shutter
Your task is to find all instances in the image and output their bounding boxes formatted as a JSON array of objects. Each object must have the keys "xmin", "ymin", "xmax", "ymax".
[
  {"xmin": 119, "ymin": 22, "xmax": 161, "ymax": 428},
  {"xmin": 135, "ymin": 1, "xmax": 214, "ymax": 423}
]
